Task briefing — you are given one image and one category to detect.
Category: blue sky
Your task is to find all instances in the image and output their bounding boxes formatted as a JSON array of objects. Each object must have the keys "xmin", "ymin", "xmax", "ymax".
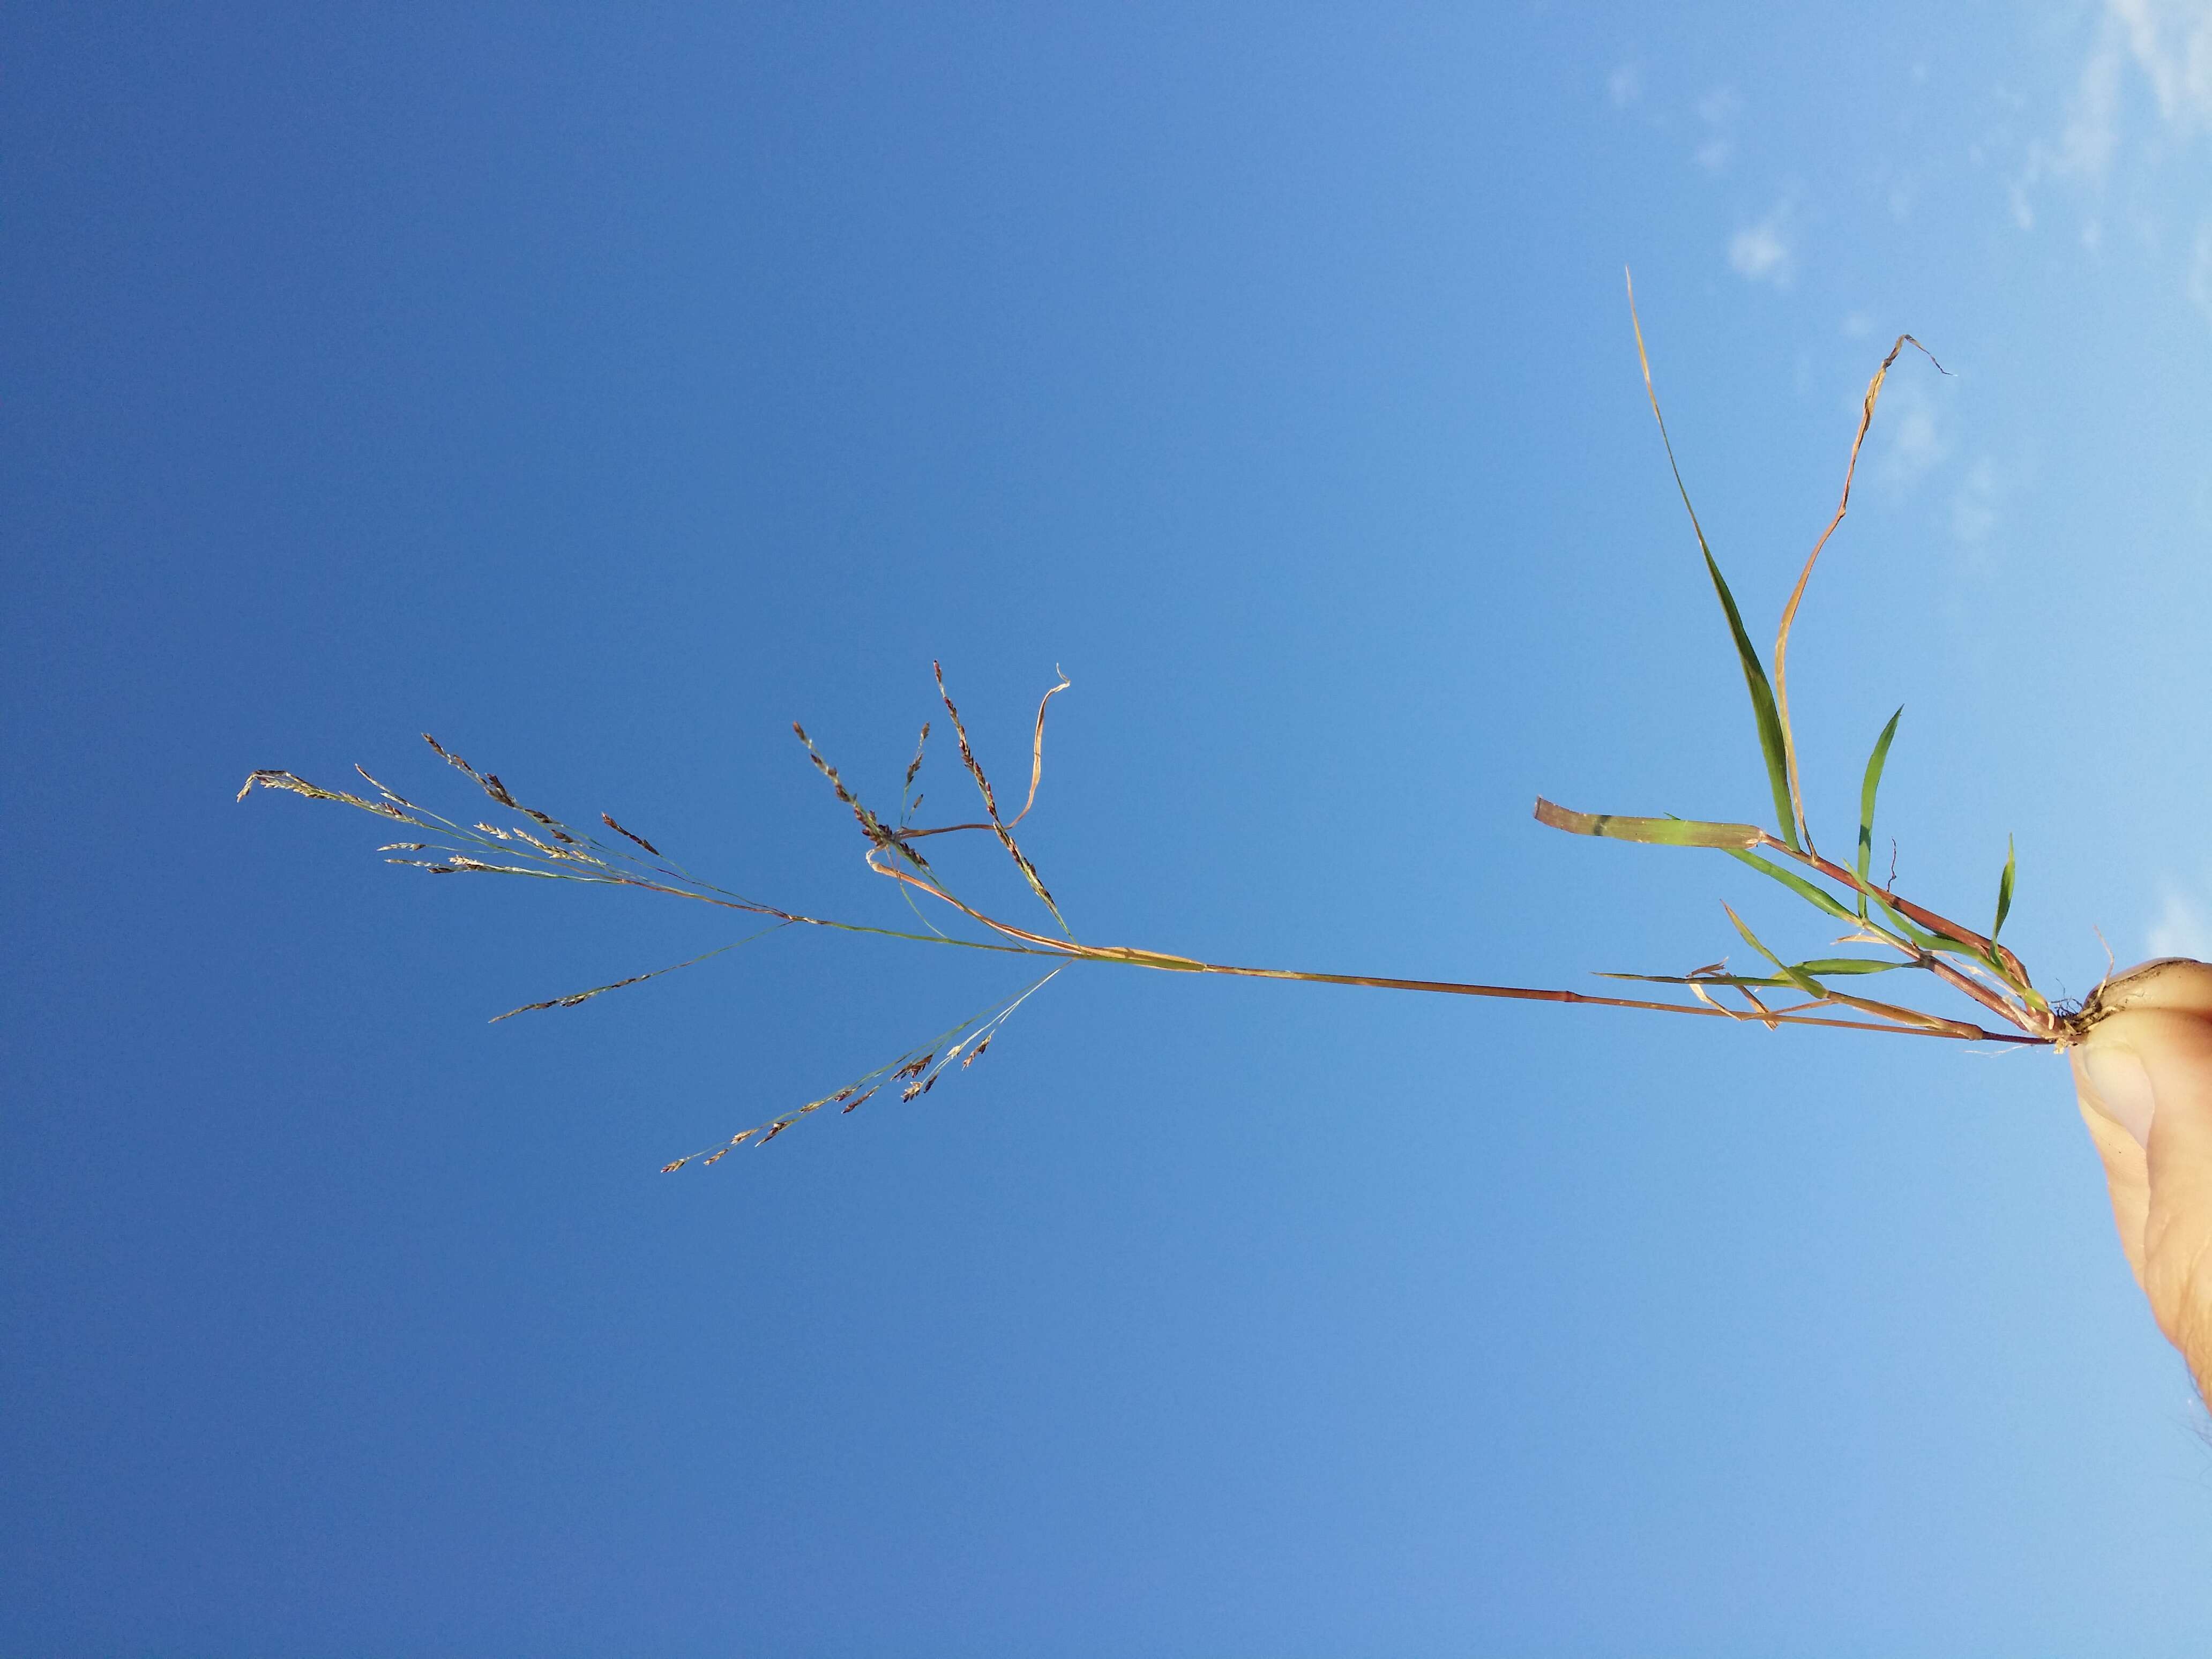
[{"xmin": 6, "ymin": 4, "xmax": 2212, "ymax": 1653}]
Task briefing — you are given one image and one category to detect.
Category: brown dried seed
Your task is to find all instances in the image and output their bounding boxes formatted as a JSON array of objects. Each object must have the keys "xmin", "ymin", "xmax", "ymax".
[
  {"xmin": 354, "ymin": 764, "xmax": 416, "ymax": 808},
  {"xmin": 905, "ymin": 722, "xmax": 931, "ymax": 790},
  {"xmin": 601, "ymin": 813, "xmax": 663, "ymax": 856},
  {"xmin": 423, "ymin": 734, "xmax": 480, "ymax": 778}
]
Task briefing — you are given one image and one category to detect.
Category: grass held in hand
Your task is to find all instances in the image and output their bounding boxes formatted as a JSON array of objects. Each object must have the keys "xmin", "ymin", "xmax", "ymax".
[{"xmin": 245, "ymin": 277, "xmax": 2111, "ymax": 1170}]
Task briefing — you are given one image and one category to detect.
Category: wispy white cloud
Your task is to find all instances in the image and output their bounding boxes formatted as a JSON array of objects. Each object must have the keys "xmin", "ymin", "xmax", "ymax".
[
  {"xmin": 1727, "ymin": 204, "xmax": 1793, "ymax": 287},
  {"xmin": 2148, "ymin": 879, "xmax": 2212, "ymax": 959},
  {"xmin": 2015, "ymin": 1, "xmax": 2212, "ymax": 221},
  {"xmin": 1694, "ymin": 87, "xmax": 1740, "ymax": 171},
  {"xmin": 1950, "ymin": 457, "xmax": 2001, "ymax": 545},
  {"xmin": 2056, "ymin": 19, "xmax": 2128, "ymax": 182},
  {"xmin": 1609, "ymin": 62, "xmax": 1642, "ymax": 108},
  {"xmin": 1869, "ymin": 378, "xmax": 1949, "ymax": 489},
  {"xmin": 2110, "ymin": 0, "xmax": 2212, "ymax": 131},
  {"xmin": 2189, "ymin": 221, "xmax": 2212, "ymax": 326}
]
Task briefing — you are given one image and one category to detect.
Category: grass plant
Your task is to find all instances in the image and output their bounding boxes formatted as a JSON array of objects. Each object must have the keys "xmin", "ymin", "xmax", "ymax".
[{"xmin": 244, "ymin": 278, "xmax": 2114, "ymax": 1169}]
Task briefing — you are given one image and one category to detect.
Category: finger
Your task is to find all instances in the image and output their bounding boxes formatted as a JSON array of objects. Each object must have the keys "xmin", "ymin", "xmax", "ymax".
[
  {"xmin": 2073, "ymin": 1047, "xmax": 2151, "ymax": 1282},
  {"xmin": 2075, "ymin": 959, "xmax": 2212, "ymax": 1390},
  {"xmin": 2127, "ymin": 1012, "xmax": 2212, "ymax": 1372}
]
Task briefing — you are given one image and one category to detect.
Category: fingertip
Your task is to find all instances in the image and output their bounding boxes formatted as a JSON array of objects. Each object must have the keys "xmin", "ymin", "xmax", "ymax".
[
  {"xmin": 2078, "ymin": 1043, "xmax": 2157, "ymax": 1146},
  {"xmin": 2085, "ymin": 958, "xmax": 2212, "ymax": 1021}
]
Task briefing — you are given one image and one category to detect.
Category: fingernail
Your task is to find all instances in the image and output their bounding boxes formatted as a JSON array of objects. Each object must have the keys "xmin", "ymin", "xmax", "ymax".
[{"xmin": 2083, "ymin": 1045, "xmax": 2156, "ymax": 1146}]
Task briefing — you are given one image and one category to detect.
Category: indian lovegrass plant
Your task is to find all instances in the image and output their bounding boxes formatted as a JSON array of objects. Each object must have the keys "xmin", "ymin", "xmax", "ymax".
[{"xmin": 244, "ymin": 278, "xmax": 2116, "ymax": 1170}]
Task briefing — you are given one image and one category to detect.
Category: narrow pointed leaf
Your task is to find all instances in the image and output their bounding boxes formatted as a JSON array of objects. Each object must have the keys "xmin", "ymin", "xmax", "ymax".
[
  {"xmin": 1626, "ymin": 272, "xmax": 1799, "ymax": 849},
  {"xmin": 1856, "ymin": 706, "xmax": 1902, "ymax": 916},
  {"xmin": 1596, "ymin": 958, "xmax": 1899, "ymax": 986},
  {"xmin": 1596, "ymin": 971, "xmax": 1796, "ymax": 987},
  {"xmin": 1723, "ymin": 847, "xmax": 1857, "ymax": 923},
  {"xmin": 1993, "ymin": 836, "xmax": 2016, "ymax": 942},
  {"xmin": 1874, "ymin": 897, "xmax": 2009, "ymax": 978},
  {"xmin": 1877, "ymin": 900, "xmax": 1963, "ymax": 958},
  {"xmin": 1721, "ymin": 902, "xmax": 1826, "ymax": 998},
  {"xmin": 1534, "ymin": 798, "xmax": 1761, "ymax": 848},
  {"xmin": 1699, "ymin": 547, "xmax": 1801, "ymax": 849}
]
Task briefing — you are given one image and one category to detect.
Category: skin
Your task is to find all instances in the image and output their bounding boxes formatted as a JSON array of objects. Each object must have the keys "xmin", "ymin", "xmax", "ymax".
[{"xmin": 2070, "ymin": 958, "xmax": 2212, "ymax": 1401}]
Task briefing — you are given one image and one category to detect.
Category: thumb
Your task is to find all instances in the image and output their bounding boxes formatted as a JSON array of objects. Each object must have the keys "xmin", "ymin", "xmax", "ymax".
[
  {"xmin": 2073, "ymin": 959, "xmax": 2212, "ymax": 1392},
  {"xmin": 2075, "ymin": 958, "xmax": 2212, "ymax": 1148}
]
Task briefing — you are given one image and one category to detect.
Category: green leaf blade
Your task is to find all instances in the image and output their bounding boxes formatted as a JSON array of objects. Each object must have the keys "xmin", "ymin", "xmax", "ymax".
[
  {"xmin": 1595, "ymin": 970, "xmax": 1792, "ymax": 987},
  {"xmin": 1721, "ymin": 901, "xmax": 1827, "ymax": 998},
  {"xmin": 1875, "ymin": 897, "xmax": 2001, "ymax": 970},
  {"xmin": 1699, "ymin": 545, "xmax": 1800, "ymax": 850},
  {"xmin": 1993, "ymin": 835, "xmax": 2016, "ymax": 941},
  {"xmin": 1855, "ymin": 706, "xmax": 1902, "ymax": 916},
  {"xmin": 1722, "ymin": 847, "xmax": 1857, "ymax": 924},
  {"xmin": 1533, "ymin": 799, "xmax": 1763, "ymax": 848},
  {"xmin": 1596, "ymin": 959, "xmax": 1900, "ymax": 985}
]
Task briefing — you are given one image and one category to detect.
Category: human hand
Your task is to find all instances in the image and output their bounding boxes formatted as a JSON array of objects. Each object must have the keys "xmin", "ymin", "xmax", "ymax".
[{"xmin": 2071, "ymin": 958, "xmax": 2212, "ymax": 1401}]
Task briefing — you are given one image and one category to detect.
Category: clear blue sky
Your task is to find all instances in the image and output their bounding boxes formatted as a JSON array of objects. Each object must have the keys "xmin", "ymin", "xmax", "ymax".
[{"xmin": 8, "ymin": 4, "xmax": 2212, "ymax": 1653}]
